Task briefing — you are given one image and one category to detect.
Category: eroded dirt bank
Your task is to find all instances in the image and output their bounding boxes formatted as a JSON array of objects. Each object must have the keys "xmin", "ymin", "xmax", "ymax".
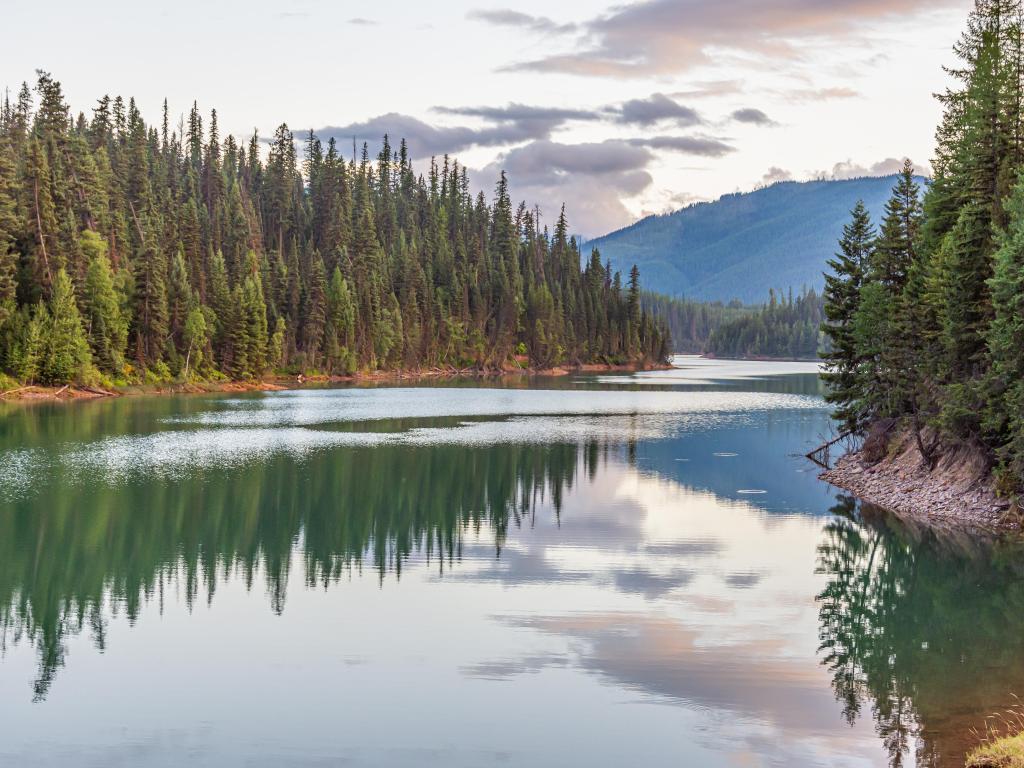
[{"xmin": 821, "ymin": 425, "xmax": 1016, "ymax": 531}]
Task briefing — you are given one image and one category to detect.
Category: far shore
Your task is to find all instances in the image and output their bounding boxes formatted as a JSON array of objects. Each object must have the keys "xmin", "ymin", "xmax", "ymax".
[{"xmin": 0, "ymin": 360, "xmax": 673, "ymax": 404}]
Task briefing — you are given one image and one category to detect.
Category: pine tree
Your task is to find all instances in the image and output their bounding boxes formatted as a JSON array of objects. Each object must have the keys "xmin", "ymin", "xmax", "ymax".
[
  {"xmin": 324, "ymin": 266, "xmax": 355, "ymax": 374},
  {"xmin": 0, "ymin": 138, "xmax": 18, "ymax": 328},
  {"xmin": 822, "ymin": 202, "xmax": 875, "ymax": 434},
  {"xmin": 0, "ymin": 72, "xmax": 668, "ymax": 389},
  {"xmin": 40, "ymin": 268, "xmax": 91, "ymax": 384},
  {"xmin": 132, "ymin": 234, "xmax": 169, "ymax": 366},
  {"xmin": 302, "ymin": 255, "xmax": 327, "ymax": 370},
  {"xmin": 81, "ymin": 230, "xmax": 127, "ymax": 375},
  {"xmin": 868, "ymin": 161, "xmax": 926, "ymax": 416},
  {"xmin": 986, "ymin": 171, "xmax": 1024, "ymax": 481}
]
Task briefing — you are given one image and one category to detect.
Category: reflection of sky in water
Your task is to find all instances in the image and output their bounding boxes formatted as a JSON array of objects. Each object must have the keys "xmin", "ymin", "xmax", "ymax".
[
  {"xmin": 0, "ymin": 362, "xmax": 902, "ymax": 767},
  {"xmin": 163, "ymin": 385, "xmax": 822, "ymax": 427},
  {"xmin": 599, "ymin": 355, "xmax": 823, "ymax": 386},
  {"xmin": 0, "ymin": 460, "xmax": 882, "ymax": 768},
  {"xmin": 0, "ymin": 375, "xmax": 825, "ymax": 492},
  {"xmin": 59, "ymin": 414, "xmax": 720, "ymax": 482}
]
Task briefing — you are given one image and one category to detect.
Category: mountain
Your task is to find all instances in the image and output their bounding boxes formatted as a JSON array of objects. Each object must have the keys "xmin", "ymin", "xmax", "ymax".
[{"xmin": 587, "ymin": 176, "xmax": 922, "ymax": 304}]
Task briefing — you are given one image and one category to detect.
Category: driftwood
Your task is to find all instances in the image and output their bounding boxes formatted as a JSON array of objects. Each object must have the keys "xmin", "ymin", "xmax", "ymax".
[
  {"xmin": 0, "ymin": 386, "xmax": 34, "ymax": 398},
  {"xmin": 53, "ymin": 385, "xmax": 70, "ymax": 398},
  {"xmin": 78, "ymin": 385, "xmax": 117, "ymax": 397},
  {"xmin": 806, "ymin": 431, "xmax": 854, "ymax": 470}
]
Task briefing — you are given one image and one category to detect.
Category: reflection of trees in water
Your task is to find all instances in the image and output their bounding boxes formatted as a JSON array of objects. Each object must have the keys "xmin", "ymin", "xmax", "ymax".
[
  {"xmin": 816, "ymin": 497, "xmax": 1024, "ymax": 767},
  {"xmin": 0, "ymin": 438, "xmax": 608, "ymax": 701}
]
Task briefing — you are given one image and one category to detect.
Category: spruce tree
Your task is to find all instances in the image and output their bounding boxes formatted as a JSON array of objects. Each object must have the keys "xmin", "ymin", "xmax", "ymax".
[
  {"xmin": 822, "ymin": 202, "xmax": 875, "ymax": 434},
  {"xmin": 986, "ymin": 171, "xmax": 1024, "ymax": 481},
  {"xmin": 40, "ymin": 268, "xmax": 91, "ymax": 384},
  {"xmin": 81, "ymin": 230, "xmax": 127, "ymax": 375}
]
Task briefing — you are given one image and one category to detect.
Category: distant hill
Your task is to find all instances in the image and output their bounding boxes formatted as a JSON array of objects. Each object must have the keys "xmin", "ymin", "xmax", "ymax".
[{"xmin": 587, "ymin": 176, "xmax": 922, "ymax": 304}]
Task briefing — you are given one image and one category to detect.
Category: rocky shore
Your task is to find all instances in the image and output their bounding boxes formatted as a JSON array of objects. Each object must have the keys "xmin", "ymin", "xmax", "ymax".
[{"xmin": 821, "ymin": 427, "xmax": 1016, "ymax": 532}]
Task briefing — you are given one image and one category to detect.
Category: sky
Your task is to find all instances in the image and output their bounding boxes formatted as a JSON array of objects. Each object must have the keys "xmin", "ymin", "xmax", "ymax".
[{"xmin": 1, "ymin": 0, "xmax": 975, "ymax": 236}]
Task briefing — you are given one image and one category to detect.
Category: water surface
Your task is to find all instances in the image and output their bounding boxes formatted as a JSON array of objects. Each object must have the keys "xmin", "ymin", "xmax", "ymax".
[{"xmin": 0, "ymin": 357, "xmax": 1021, "ymax": 767}]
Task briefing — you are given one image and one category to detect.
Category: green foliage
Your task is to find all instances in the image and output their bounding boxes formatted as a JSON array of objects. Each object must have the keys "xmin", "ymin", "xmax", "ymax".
[
  {"xmin": 0, "ymin": 71, "xmax": 669, "ymax": 387},
  {"xmin": 821, "ymin": 201, "xmax": 874, "ymax": 434},
  {"xmin": 81, "ymin": 231, "xmax": 127, "ymax": 375},
  {"xmin": 39, "ymin": 269, "xmax": 92, "ymax": 384},
  {"xmin": 706, "ymin": 288, "xmax": 823, "ymax": 360},
  {"xmin": 641, "ymin": 292, "xmax": 749, "ymax": 353},
  {"xmin": 182, "ymin": 307, "xmax": 208, "ymax": 380},
  {"xmin": 819, "ymin": 0, "xmax": 1024, "ymax": 490}
]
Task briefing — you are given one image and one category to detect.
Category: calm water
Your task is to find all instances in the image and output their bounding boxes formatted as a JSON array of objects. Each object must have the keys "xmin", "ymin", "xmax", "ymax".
[{"xmin": 1, "ymin": 357, "xmax": 1023, "ymax": 767}]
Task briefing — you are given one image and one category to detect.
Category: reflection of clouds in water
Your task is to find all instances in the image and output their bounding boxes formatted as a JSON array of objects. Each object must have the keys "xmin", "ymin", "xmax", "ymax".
[
  {"xmin": 474, "ymin": 612, "xmax": 873, "ymax": 766},
  {"xmin": 725, "ymin": 572, "xmax": 765, "ymax": 589},
  {"xmin": 448, "ymin": 545, "xmax": 592, "ymax": 586},
  {"xmin": 463, "ymin": 652, "xmax": 570, "ymax": 681},
  {"xmin": 451, "ymin": 469, "xmax": 876, "ymax": 765},
  {"xmin": 610, "ymin": 568, "xmax": 696, "ymax": 599}
]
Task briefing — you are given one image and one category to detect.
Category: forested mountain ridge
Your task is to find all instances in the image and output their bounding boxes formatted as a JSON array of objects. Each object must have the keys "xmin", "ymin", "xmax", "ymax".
[
  {"xmin": 588, "ymin": 176, "xmax": 924, "ymax": 304},
  {"xmin": 822, "ymin": 0, "xmax": 1024, "ymax": 493},
  {"xmin": 0, "ymin": 73, "xmax": 669, "ymax": 388}
]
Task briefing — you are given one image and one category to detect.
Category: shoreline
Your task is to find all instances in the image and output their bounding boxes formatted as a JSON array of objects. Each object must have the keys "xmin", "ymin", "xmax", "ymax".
[
  {"xmin": 0, "ymin": 361, "xmax": 671, "ymax": 404},
  {"xmin": 820, "ymin": 426, "xmax": 1016, "ymax": 532}
]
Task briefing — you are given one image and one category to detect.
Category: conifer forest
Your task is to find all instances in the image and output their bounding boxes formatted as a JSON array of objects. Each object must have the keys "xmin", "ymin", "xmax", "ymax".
[{"xmin": 0, "ymin": 73, "xmax": 670, "ymax": 388}]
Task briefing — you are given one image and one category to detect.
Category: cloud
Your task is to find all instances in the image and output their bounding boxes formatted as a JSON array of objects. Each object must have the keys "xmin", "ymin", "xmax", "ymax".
[
  {"xmin": 783, "ymin": 86, "xmax": 860, "ymax": 102},
  {"xmin": 731, "ymin": 108, "xmax": 776, "ymax": 127},
  {"xmin": 761, "ymin": 167, "xmax": 794, "ymax": 185},
  {"xmin": 612, "ymin": 93, "xmax": 702, "ymax": 127},
  {"xmin": 435, "ymin": 102, "xmax": 597, "ymax": 138},
  {"xmin": 503, "ymin": 0, "xmax": 961, "ymax": 78},
  {"xmin": 826, "ymin": 157, "xmax": 930, "ymax": 180},
  {"xmin": 467, "ymin": 9, "xmax": 576, "ymax": 35},
  {"xmin": 671, "ymin": 80, "xmax": 744, "ymax": 99},
  {"xmin": 309, "ymin": 110, "xmax": 569, "ymax": 159},
  {"xmin": 628, "ymin": 136, "xmax": 734, "ymax": 157},
  {"xmin": 663, "ymin": 191, "xmax": 708, "ymax": 210},
  {"xmin": 472, "ymin": 139, "xmax": 657, "ymax": 236},
  {"xmin": 347, "ymin": 17, "xmax": 378, "ymax": 26},
  {"xmin": 467, "ymin": 134, "xmax": 735, "ymax": 235},
  {"xmin": 446, "ymin": 93, "xmax": 705, "ymax": 131}
]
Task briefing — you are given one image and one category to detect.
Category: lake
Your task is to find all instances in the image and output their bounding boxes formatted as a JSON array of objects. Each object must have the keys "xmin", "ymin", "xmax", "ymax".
[{"xmin": 1, "ymin": 357, "xmax": 1022, "ymax": 767}]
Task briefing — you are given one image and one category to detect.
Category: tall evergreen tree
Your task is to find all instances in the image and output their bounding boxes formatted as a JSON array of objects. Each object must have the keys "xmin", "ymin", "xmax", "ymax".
[{"xmin": 822, "ymin": 202, "xmax": 875, "ymax": 434}]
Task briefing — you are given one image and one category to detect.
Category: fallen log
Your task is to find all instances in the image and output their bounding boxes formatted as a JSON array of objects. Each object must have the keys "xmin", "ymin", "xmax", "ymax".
[
  {"xmin": 0, "ymin": 386, "xmax": 34, "ymax": 398},
  {"xmin": 806, "ymin": 431, "xmax": 854, "ymax": 470},
  {"xmin": 78, "ymin": 385, "xmax": 118, "ymax": 397}
]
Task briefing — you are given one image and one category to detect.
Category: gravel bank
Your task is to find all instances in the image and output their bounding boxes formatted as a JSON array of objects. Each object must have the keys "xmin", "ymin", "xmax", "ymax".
[{"xmin": 821, "ymin": 428, "xmax": 1016, "ymax": 532}]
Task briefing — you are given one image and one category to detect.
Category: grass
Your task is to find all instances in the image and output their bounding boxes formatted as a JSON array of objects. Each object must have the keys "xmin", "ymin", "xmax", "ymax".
[
  {"xmin": 968, "ymin": 733, "xmax": 1024, "ymax": 767},
  {"xmin": 969, "ymin": 699, "xmax": 1024, "ymax": 767}
]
